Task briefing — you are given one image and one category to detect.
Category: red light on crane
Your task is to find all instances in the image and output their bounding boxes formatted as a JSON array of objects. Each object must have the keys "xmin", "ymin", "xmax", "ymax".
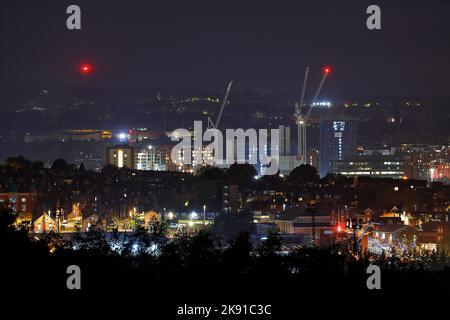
[
  {"xmin": 80, "ymin": 64, "xmax": 92, "ymax": 74},
  {"xmin": 323, "ymin": 66, "xmax": 331, "ymax": 74}
]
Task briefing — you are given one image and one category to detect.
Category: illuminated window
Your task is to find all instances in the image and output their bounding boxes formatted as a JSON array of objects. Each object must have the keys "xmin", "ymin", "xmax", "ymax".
[
  {"xmin": 333, "ymin": 121, "xmax": 346, "ymax": 131},
  {"xmin": 118, "ymin": 150, "xmax": 124, "ymax": 168}
]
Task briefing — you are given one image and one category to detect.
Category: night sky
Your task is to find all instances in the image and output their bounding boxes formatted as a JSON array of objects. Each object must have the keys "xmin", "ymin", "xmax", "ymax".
[{"xmin": 1, "ymin": 0, "xmax": 449, "ymax": 99}]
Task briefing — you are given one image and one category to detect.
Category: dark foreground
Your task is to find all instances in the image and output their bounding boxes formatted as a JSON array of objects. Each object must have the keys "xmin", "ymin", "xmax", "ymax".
[{"xmin": 2, "ymin": 214, "xmax": 450, "ymax": 317}]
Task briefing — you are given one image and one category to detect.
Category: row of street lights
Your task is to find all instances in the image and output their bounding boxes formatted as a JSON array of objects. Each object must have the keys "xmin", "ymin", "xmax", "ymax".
[{"xmin": 163, "ymin": 205, "xmax": 207, "ymax": 224}]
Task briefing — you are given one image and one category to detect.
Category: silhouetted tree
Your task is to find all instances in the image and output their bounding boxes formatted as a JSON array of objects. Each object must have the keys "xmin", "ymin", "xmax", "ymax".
[
  {"xmin": 0, "ymin": 207, "xmax": 16, "ymax": 231},
  {"xmin": 198, "ymin": 166, "xmax": 225, "ymax": 181},
  {"xmin": 223, "ymin": 232, "xmax": 253, "ymax": 276},
  {"xmin": 101, "ymin": 164, "xmax": 120, "ymax": 174},
  {"xmin": 288, "ymin": 164, "xmax": 319, "ymax": 185},
  {"xmin": 254, "ymin": 232, "xmax": 286, "ymax": 276},
  {"xmin": 185, "ymin": 230, "xmax": 221, "ymax": 270},
  {"xmin": 30, "ymin": 161, "xmax": 45, "ymax": 171},
  {"xmin": 227, "ymin": 163, "xmax": 257, "ymax": 185},
  {"xmin": 51, "ymin": 158, "xmax": 69, "ymax": 171},
  {"xmin": 320, "ymin": 173, "xmax": 349, "ymax": 185},
  {"xmin": 4, "ymin": 156, "xmax": 32, "ymax": 170},
  {"xmin": 257, "ymin": 232, "xmax": 281, "ymax": 257}
]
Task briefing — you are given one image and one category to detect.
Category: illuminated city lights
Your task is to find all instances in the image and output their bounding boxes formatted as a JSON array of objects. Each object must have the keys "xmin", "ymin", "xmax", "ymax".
[{"xmin": 2, "ymin": 1, "xmax": 450, "ymax": 305}]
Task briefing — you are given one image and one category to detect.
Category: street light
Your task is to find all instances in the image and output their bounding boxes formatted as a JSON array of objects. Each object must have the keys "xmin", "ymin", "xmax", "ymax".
[
  {"xmin": 203, "ymin": 205, "xmax": 207, "ymax": 224},
  {"xmin": 190, "ymin": 211, "xmax": 198, "ymax": 220}
]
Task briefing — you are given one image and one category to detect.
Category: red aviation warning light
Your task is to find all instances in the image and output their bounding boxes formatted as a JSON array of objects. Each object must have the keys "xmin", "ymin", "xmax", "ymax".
[
  {"xmin": 80, "ymin": 64, "xmax": 92, "ymax": 74},
  {"xmin": 79, "ymin": 63, "xmax": 93, "ymax": 86},
  {"xmin": 323, "ymin": 66, "xmax": 331, "ymax": 75}
]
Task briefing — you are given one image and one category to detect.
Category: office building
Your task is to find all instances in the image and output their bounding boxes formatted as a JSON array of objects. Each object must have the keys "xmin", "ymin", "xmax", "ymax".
[
  {"xmin": 107, "ymin": 146, "xmax": 134, "ymax": 168},
  {"xmin": 430, "ymin": 161, "xmax": 450, "ymax": 183},
  {"xmin": 330, "ymin": 156, "xmax": 404, "ymax": 179},
  {"xmin": 319, "ymin": 120, "xmax": 357, "ymax": 177},
  {"xmin": 135, "ymin": 146, "xmax": 168, "ymax": 171}
]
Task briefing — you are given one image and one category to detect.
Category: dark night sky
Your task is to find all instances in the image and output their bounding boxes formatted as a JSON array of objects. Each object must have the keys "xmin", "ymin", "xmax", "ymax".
[{"xmin": 1, "ymin": 0, "xmax": 449, "ymax": 99}]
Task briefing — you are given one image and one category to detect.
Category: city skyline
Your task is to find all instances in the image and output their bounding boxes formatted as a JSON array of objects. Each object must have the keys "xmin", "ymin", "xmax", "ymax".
[{"xmin": 1, "ymin": 0, "xmax": 450, "ymax": 311}]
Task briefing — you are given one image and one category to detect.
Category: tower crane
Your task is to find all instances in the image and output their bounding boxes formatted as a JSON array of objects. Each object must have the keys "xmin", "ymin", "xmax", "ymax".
[
  {"xmin": 201, "ymin": 80, "xmax": 233, "ymax": 168},
  {"xmin": 294, "ymin": 66, "xmax": 331, "ymax": 164},
  {"xmin": 208, "ymin": 80, "xmax": 233, "ymax": 129}
]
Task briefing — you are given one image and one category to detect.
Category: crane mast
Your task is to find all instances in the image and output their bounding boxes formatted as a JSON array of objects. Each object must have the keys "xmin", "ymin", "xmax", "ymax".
[
  {"xmin": 306, "ymin": 70, "xmax": 329, "ymax": 121},
  {"xmin": 298, "ymin": 66, "xmax": 310, "ymax": 115},
  {"xmin": 208, "ymin": 80, "xmax": 233, "ymax": 129},
  {"xmin": 203, "ymin": 80, "xmax": 233, "ymax": 168},
  {"xmin": 295, "ymin": 66, "xmax": 330, "ymax": 164}
]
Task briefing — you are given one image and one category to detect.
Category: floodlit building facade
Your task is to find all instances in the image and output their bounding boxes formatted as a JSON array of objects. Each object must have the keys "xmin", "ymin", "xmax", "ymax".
[{"xmin": 107, "ymin": 146, "xmax": 134, "ymax": 169}]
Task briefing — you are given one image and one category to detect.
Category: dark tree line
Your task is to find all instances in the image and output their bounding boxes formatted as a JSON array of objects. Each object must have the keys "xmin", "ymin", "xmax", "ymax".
[{"xmin": 2, "ymin": 207, "xmax": 450, "ymax": 300}]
